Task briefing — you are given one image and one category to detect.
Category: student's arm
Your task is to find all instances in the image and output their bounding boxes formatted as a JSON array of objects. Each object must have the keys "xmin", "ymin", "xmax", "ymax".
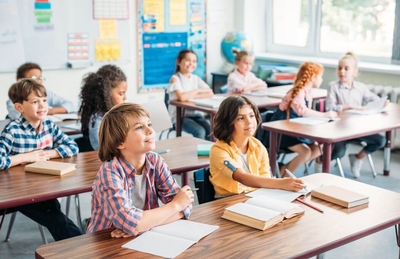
[
  {"xmin": 326, "ymin": 82, "xmax": 363, "ymax": 111},
  {"xmin": 6, "ymin": 99, "xmax": 21, "ymax": 120},
  {"xmin": 292, "ymin": 90, "xmax": 337, "ymax": 118},
  {"xmin": 50, "ymin": 121, "xmax": 79, "ymax": 157},
  {"xmin": 242, "ymin": 74, "xmax": 267, "ymax": 92},
  {"xmin": 170, "ymin": 76, "xmax": 213, "ymax": 101},
  {"xmin": 46, "ymin": 90, "xmax": 77, "ymax": 114}
]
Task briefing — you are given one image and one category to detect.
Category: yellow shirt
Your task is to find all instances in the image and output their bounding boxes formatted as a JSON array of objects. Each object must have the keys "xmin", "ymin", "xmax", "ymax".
[{"xmin": 210, "ymin": 137, "xmax": 271, "ymax": 197}]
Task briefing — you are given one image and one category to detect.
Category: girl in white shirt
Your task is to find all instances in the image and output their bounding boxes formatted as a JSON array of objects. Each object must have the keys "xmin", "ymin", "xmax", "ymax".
[
  {"xmin": 167, "ymin": 49, "xmax": 214, "ymax": 140},
  {"xmin": 227, "ymin": 50, "xmax": 267, "ymax": 94}
]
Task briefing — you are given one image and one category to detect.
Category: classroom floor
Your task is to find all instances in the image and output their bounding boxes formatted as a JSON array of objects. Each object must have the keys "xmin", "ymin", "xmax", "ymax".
[{"xmin": 1, "ymin": 140, "xmax": 399, "ymax": 259}]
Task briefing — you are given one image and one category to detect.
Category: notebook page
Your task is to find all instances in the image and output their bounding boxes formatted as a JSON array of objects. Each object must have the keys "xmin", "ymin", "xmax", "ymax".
[
  {"xmin": 246, "ymin": 182, "xmax": 319, "ymax": 202},
  {"xmin": 225, "ymin": 203, "xmax": 281, "ymax": 221},
  {"xmin": 245, "ymin": 196, "xmax": 300, "ymax": 214}
]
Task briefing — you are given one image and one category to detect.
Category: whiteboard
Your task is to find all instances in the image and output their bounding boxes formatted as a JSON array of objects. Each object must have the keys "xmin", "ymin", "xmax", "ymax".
[{"xmin": 0, "ymin": 0, "xmax": 131, "ymax": 72}]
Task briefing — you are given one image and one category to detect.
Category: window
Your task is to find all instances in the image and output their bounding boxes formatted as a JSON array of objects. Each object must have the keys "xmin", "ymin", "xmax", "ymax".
[{"xmin": 266, "ymin": 0, "xmax": 397, "ymax": 63}]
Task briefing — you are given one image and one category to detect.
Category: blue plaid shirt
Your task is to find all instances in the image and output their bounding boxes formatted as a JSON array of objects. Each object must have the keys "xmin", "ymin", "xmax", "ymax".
[{"xmin": 0, "ymin": 117, "xmax": 79, "ymax": 170}]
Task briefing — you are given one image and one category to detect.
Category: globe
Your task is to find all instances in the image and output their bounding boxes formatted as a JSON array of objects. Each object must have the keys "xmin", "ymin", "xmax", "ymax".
[{"xmin": 221, "ymin": 31, "xmax": 254, "ymax": 64}]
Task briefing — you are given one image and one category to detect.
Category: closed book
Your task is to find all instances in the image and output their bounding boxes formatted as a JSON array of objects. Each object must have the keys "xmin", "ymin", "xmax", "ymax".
[
  {"xmin": 221, "ymin": 196, "xmax": 304, "ymax": 230},
  {"xmin": 25, "ymin": 161, "xmax": 76, "ymax": 176},
  {"xmin": 197, "ymin": 144, "xmax": 212, "ymax": 156},
  {"xmin": 311, "ymin": 185, "xmax": 369, "ymax": 208}
]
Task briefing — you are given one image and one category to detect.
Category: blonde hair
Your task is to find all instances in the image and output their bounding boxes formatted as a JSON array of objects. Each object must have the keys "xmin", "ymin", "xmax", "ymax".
[
  {"xmin": 98, "ymin": 103, "xmax": 150, "ymax": 162},
  {"xmin": 287, "ymin": 62, "xmax": 324, "ymax": 117},
  {"xmin": 340, "ymin": 52, "xmax": 358, "ymax": 68},
  {"xmin": 232, "ymin": 49, "xmax": 253, "ymax": 62}
]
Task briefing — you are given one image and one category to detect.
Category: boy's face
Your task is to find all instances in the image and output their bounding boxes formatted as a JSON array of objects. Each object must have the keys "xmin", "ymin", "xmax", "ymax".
[
  {"xmin": 15, "ymin": 92, "xmax": 48, "ymax": 124},
  {"xmin": 22, "ymin": 69, "xmax": 44, "ymax": 84},
  {"xmin": 118, "ymin": 115, "xmax": 155, "ymax": 156}
]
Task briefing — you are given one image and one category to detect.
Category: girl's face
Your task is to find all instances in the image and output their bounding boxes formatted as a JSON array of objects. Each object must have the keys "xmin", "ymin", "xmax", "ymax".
[
  {"xmin": 236, "ymin": 55, "xmax": 254, "ymax": 75},
  {"xmin": 337, "ymin": 58, "xmax": 358, "ymax": 84},
  {"xmin": 233, "ymin": 104, "xmax": 257, "ymax": 139},
  {"xmin": 111, "ymin": 81, "xmax": 127, "ymax": 105},
  {"xmin": 312, "ymin": 73, "xmax": 323, "ymax": 88},
  {"xmin": 177, "ymin": 53, "xmax": 197, "ymax": 74}
]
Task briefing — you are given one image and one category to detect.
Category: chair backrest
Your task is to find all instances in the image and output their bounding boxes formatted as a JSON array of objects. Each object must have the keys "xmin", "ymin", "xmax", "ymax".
[
  {"xmin": 0, "ymin": 119, "xmax": 10, "ymax": 133},
  {"xmin": 141, "ymin": 100, "xmax": 173, "ymax": 133},
  {"xmin": 314, "ymin": 98, "xmax": 326, "ymax": 112},
  {"xmin": 194, "ymin": 168, "xmax": 215, "ymax": 204},
  {"xmin": 74, "ymin": 136, "xmax": 94, "ymax": 152},
  {"xmin": 255, "ymin": 110, "xmax": 275, "ymax": 147},
  {"xmin": 164, "ymin": 88, "xmax": 170, "ymax": 109}
]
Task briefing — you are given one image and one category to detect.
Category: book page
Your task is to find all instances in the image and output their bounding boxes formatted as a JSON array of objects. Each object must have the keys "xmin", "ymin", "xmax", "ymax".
[
  {"xmin": 289, "ymin": 117, "xmax": 340, "ymax": 126},
  {"xmin": 225, "ymin": 203, "xmax": 281, "ymax": 221},
  {"xmin": 150, "ymin": 220, "xmax": 219, "ymax": 242},
  {"xmin": 122, "ymin": 231, "xmax": 194, "ymax": 258},
  {"xmin": 245, "ymin": 196, "xmax": 300, "ymax": 214},
  {"xmin": 246, "ymin": 182, "xmax": 320, "ymax": 202}
]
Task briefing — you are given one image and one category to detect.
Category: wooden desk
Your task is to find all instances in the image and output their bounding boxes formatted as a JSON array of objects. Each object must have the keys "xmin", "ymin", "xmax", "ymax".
[
  {"xmin": 262, "ymin": 103, "xmax": 400, "ymax": 176},
  {"xmin": 270, "ymin": 85, "xmax": 328, "ymax": 100},
  {"xmin": 35, "ymin": 173, "xmax": 400, "ymax": 259},
  {"xmin": 0, "ymin": 136, "xmax": 211, "ymax": 210},
  {"xmin": 169, "ymin": 94, "xmax": 282, "ymax": 138}
]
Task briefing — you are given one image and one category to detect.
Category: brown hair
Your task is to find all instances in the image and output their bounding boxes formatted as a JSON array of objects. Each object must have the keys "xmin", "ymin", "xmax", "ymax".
[
  {"xmin": 232, "ymin": 49, "xmax": 253, "ymax": 62},
  {"xmin": 98, "ymin": 102, "xmax": 150, "ymax": 162},
  {"xmin": 8, "ymin": 79, "xmax": 47, "ymax": 104},
  {"xmin": 213, "ymin": 95, "xmax": 261, "ymax": 143},
  {"xmin": 287, "ymin": 62, "xmax": 324, "ymax": 117},
  {"xmin": 16, "ymin": 62, "xmax": 42, "ymax": 80},
  {"xmin": 175, "ymin": 49, "xmax": 197, "ymax": 73}
]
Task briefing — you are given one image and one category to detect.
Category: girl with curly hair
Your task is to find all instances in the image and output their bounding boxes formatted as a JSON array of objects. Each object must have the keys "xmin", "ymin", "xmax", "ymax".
[
  {"xmin": 79, "ymin": 65, "xmax": 127, "ymax": 150},
  {"xmin": 267, "ymin": 62, "xmax": 337, "ymax": 177}
]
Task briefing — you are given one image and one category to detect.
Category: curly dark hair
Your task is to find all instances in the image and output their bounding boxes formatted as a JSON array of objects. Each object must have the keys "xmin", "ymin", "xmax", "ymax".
[
  {"xmin": 213, "ymin": 95, "xmax": 261, "ymax": 143},
  {"xmin": 16, "ymin": 62, "xmax": 42, "ymax": 80},
  {"xmin": 79, "ymin": 65, "xmax": 127, "ymax": 137}
]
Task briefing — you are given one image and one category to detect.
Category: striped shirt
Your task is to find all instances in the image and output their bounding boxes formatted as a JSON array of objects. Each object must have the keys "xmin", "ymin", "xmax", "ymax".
[
  {"xmin": 0, "ymin": 117, "xmax": 79, "ymax": 170},
  {"xmin": 87, "ymin": 153, "xmax": 192, "ymax": 236}
]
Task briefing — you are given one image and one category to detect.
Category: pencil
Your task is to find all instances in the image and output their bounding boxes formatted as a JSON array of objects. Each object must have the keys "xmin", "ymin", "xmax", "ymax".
[
  {"xmin": 164, "ymin": 188, "xmax": 199, "ymax": 197},
  {"xmin": 295, "ymin": 198, "xmax": 324, "ymax": 213}
]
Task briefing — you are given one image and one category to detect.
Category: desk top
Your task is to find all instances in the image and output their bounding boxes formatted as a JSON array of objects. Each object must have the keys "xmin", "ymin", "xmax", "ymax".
[
  {"xmin": 35, "ymin": 173, "xmax": 400, "ymax": 259},
  {"xmin": 262, "ymin": 103, "xmax": 400, "ymax": 143},
  {"xmin": 0, "ymin": 136, "xmax": 211, "ymax": 210},
  {"xmin": 271, "ymin": 85, "xmax": 327, "ymax": 100}
]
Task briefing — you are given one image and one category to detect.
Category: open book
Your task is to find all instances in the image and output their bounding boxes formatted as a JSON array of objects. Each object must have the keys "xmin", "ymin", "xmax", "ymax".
[
  {"xmin": 189, "ymin": 96, "xmax": 226, "ymax": 109},
  {"xmin": 345, "ymin": 96, "xmax": 387, "ymax": 115},
  {"xmin": 25, "ymin": 161, "xmax": 76, "ymax": 176},
  {"xmin": 122, "ymin": 220, "xmax": 219, "ymax": 258},
  {"xmin": 311, "ymin": 185, "xmax": 369, "ymax": 208},
  {"xmin": 222, "ymin": 196, "xmax": 304, "ymax": 230},
  {"xmin": 47, "ymin": 113, "xmax": 79, "ymax": 122},
  {"xmin": 246, "ymin": 182, "xmax": 320, "ymax": 202},
  {"xmin": 289, "ymin": 117, "xmax": 340, "ymax": 126}
]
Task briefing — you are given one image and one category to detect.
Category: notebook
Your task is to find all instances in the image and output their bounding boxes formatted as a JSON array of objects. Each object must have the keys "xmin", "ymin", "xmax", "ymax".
[
  {"xmin": 289, "ymin": 117, "xmax": 340, "ymax": 126},
  {"xmin": 25, "ymin": 161, "xmax": 76, "ymax": 176},
  {"xmin": 197, "ymin": 144, "xmax": 212, "ymax": 156},
  {"xmin": 244, "ymin": 89, "xmax": 287, "ymax": 98},
  {"xmin": 311, "ymin": 185, "xmax": 369, "ymax": 208},
  {"xmin": 47, "ymin": 113, "xmax": 79, "ymax": 122},
  {"xmin": 221, "ymin": 196, "xmax": 304, "ymax": 231},
  {"xmin": 345, "ymin": 96, "xmax": 387, "ymax": 115},
  {"xmin": 189, "ymin": 96, "xmax": 225, "ymax": 109}
]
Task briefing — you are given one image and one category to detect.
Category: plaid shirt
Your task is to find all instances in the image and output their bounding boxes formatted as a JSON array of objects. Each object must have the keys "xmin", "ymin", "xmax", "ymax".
[
  {"xmin": 0, "ymin": 117, "xmax": 79, "ymax": 170},
  {"xmin": 87, "ymin": 153, "xmax": 192, "ymax": 236}
]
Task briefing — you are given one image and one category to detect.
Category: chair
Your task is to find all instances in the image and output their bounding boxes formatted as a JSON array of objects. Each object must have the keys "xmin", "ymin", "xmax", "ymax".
[
  {"xmin": 4, "ymin": 212, "xmax": 48, "ymax": 244},
  {"xmin": 159, "ymin": 89, "xmax": 175, "ymax": 140},
  {"xmin": 193, "ymin": 168, "xmax": 215, "ymax": 204},
  {"xmin": 74, "ymin": 136, "xmax": 94, "ymax": 152},
  {"xmin": 220, "ymin": 84, "xmax": 228, "ymax": 94}
]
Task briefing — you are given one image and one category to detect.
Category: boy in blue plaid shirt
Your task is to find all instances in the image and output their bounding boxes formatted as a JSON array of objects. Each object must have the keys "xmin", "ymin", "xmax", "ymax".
[{"xmin": 0, "ymin": 79, "xmax": 82, "ymax": 240}]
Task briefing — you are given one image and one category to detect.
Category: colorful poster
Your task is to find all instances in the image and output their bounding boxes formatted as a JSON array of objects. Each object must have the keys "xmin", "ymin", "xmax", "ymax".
[
  {"xmin": 137, "ymin": 0, "xmax": 206, "ymax": 92},
  {"xmin": 99, "ymin": 19, "xmax": 117, "ymax": 38},
  {"xmin": 93, "ymin": 0, "xmax": 129, "ymax": 19},
  {"xmin": 67, "ymin": 33, "xmax": 90, "ymax": 60},
  {"xmin": 34, "ymin": 0, "xmax": 54, "ymax": 31},
  {"xmin": 95, "ymin": 38, "xmax": 121, "ymax": 61}
]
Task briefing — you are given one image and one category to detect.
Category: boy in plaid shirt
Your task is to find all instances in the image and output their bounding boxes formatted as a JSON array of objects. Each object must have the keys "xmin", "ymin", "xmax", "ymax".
[{"xmin": 0, "ymin": 79, "xmax": 82, "ymax": 241}]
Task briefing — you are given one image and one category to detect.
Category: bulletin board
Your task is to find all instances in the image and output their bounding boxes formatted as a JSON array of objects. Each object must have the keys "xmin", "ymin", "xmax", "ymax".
[
  {"xmin": 137, "ymin": 0, "xmax": 207, "ymax": 93},
  {"xmin": 0, "ymin": 0, "xmax": 131, "ymax": 72}
]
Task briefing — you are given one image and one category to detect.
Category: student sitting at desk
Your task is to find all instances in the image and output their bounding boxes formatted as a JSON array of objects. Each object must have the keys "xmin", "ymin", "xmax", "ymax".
[
  {"xmin": 266, "ymin": 62, "xmax": 337, "ymax": 177},
  {"xmin": 167, "ymin": 49, "xmax": 214, "ymax": 140},
  {"xmin": 227, "ymin": 50, "xmax": 267, "ymax": 94},
  {"xmin": 326, "ymin": 52, "xmax": 388, "ymax": 178},
  {"xmin": 209, "ymin": 96, "xmax": 305, "ymax": 198},
  {"xmin": 6, "ymin": 62, "xmax": 76, "ymax": 120},
  {"xmin": 0, "ymin": 79, "xmax": 81, "ymax": 241},
  {"xmin": 79, "ymin": 65, "xmax": 127, "ymax": 150},
  {"xmin": 87, "ymin": 103, "xmax": 193, "ymax": 237}
]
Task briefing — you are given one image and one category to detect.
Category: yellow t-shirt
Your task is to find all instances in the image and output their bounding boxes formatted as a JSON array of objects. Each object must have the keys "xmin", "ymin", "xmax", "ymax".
[{"xmin": 210, "ymin": 137, "xmax": 271, "ymax": 197}]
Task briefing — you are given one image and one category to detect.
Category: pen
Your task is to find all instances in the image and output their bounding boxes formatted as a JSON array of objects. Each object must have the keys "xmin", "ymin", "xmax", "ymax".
[
  {"xmin": 164, "ymin": 188, "xmax": 199, "ymax": 197},
  {"xmin": 157, "ymin": 149, "xmax": 170, "ymax": 155},
  {"xmin": 285, "ymin": 169, "xmax": 309, "ymax": 193},
  {"xmin": 295, "ymin": 197, "xmax": 324, "ymax": 214}
]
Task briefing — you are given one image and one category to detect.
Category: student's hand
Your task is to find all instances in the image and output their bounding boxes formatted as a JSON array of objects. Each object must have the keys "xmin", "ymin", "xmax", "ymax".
[
  {"xmin": 324, "ymin": 111, "xmax": 338, "ymax": 118},
  {"xmin": 111, "ymin": 228, "xmax": 132, "ymax": 238},
  {"xmin": 172, "ymin": 185, "xmax": 194, "ymax": 211},
  {"xmin": 23, "ymin": 150, "xmax": 50, "ymax": 164},
  {"xmin": 281, "ymin": 178, "xmax": 306, "ymax": 192}
]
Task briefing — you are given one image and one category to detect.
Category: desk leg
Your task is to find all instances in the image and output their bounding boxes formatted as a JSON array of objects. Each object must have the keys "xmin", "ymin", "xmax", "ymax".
[
  {"xmin": 269, "ymin": 132, "xmax": 278, "ymax": 177},
  {"xmin": 384, "ymin": 130, "xmax": 391, "ymax": 176},
  {"xmin": 181, "ymin": 172, "xmax": 189, "ymax": 186},
  {"xmin": 176, "ymin": 107, "xmax": 182, "ymax": 137},
  {"xmin": 396, "ymin": 224, "xmax": 400, "ymax": 259},
  {"xmin": 322, "ymin": 143, "xmax": 332, "ymax": 173}
]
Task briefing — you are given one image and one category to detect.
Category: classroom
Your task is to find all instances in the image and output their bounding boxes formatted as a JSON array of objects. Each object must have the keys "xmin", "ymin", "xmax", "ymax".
[{"xmin": 1, "ymin": 0, "xmax": 400, "ymax": 258}]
